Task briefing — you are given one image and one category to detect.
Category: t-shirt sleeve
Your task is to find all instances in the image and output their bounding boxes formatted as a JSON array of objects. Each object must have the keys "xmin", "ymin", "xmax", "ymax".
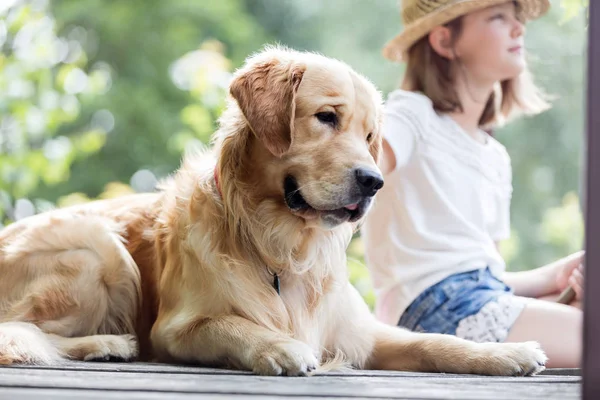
[
  {"xmin": 382, "ymin": 90, "xmax": 430, "ymax": 172},
  {"xmin": 489, "ymin": 149, "xmax": 513, "ymax": 241}
]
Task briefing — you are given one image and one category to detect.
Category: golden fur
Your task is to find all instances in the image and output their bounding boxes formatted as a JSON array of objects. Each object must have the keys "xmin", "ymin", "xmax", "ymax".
[{"xmin": 0, "ymin": 47, "xmax": 546, "ymax": 376}]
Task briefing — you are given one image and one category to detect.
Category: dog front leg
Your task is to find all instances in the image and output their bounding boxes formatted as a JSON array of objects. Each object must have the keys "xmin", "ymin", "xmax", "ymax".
[
  {"xmin": 366, "ymin": 323, "xmax": 547, "ymax": 376},
  {"xmin": 152, "ymin": 314, "xmax": 318, "ymax": 376}
]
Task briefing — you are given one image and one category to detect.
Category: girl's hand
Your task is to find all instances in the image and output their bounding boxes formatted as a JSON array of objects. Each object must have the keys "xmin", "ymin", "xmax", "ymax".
[{"xmin": 556, "ymin": 250, "xmax": 585, "ymax": 301}]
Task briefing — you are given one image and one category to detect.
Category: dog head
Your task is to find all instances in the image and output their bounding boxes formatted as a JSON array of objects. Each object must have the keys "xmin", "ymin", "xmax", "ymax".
[{"xmin": 226, "ymin": 47, "xmax": 384, "ymax": 230}]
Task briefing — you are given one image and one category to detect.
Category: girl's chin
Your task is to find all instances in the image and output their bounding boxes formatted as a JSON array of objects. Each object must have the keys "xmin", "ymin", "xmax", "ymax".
[
  {"xmin": 507, "ymin": 56, "xmax": 527, "ymax": 73},
  {"xmin": 496, "ymin": 62, "xmax": 526, "ymax": 81}
]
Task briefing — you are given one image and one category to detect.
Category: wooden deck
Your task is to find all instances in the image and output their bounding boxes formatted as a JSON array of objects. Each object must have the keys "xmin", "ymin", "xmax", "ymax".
[{"xmin": 0, "ymin": 362, "xmax": 581, "ymax": 399}]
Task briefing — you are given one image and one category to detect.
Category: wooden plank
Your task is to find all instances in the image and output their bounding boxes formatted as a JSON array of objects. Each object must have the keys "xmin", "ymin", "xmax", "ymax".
[
  {"xmin": 0, "ymin": 387, "xmax": 381, "ymax": 400},
  {"xmin": 0, "ymin": 364, "xmax": 581, "ymax": 382},
  {"xmin": 0, "ymin": 366, "xmax": 581, "ymax": 400},
  {"xmin": 539, "ymin": 368, "xmax": 581, "ymax": 376},
  {"xmin": 4, "ymin": 361, "xmax": 253, "ymax": 376},
  {"xmin": 584, "ymin": 1, "xmax": 600, "ymax": 399},
  {"xmin": 3, "ymin": 361, "xmax": 581, "ymax": 378}
]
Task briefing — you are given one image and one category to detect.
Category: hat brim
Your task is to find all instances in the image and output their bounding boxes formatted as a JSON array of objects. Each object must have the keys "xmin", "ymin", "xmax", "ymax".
[{"xmin": 382, "ymin": 0, "xmax": 550, "ymax": 62}]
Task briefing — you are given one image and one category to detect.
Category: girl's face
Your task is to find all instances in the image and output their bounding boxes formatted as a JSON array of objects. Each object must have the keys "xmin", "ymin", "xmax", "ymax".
[{"xmin": 453, "ymin": 2, "xmax": 526, "ymax": 84}]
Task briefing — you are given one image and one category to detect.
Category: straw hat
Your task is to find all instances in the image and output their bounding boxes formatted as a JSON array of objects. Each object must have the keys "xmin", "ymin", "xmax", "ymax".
[{"xmin": 383, "ymin": 0, "xmax": 550, "ymax": 62}]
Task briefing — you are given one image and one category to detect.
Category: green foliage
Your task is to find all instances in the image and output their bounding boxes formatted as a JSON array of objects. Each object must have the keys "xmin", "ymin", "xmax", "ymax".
[
  {"xmin": 31, "ymin": 0, "xmax": 269, "ymax": 201},
  {"xmin": 0, "ymin": 1, "xmax": 109, "ymax": 224},
  {"xmin": 347, "ymin": 235, "xmax": 375, "ymax": 308},
  {"xmin": 560, "ymin": 0, "xmax": 588, "ymax": 23}
]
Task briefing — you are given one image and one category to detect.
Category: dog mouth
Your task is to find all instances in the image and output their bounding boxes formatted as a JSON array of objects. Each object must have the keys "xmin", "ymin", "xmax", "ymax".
[{"xmin": 284, "ymin": 175, "xmax": 365, "ymax": 223}]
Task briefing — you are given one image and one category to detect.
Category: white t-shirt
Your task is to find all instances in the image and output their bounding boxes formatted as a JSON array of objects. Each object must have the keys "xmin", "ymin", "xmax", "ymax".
[{"xmin": 361, "ymin": 90, "xmax": 513, "ymax": 326}]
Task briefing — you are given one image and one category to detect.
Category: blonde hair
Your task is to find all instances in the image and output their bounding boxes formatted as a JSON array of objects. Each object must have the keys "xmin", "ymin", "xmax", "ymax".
[{"xmin": 401, "ymin": 16, "xmax": 550, "ymax": 129}]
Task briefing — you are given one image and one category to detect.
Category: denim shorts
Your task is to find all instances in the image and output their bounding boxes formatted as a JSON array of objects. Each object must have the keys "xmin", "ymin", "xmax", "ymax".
[{"xmin": 398, "ymin": 267, "xmax": 528, "ymax": 343}]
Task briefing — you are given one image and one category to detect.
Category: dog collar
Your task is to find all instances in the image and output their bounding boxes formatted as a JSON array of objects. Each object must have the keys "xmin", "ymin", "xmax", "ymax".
[{"xmin": 267, "ymin": 267, "xmax": 281, "ymax": 295}]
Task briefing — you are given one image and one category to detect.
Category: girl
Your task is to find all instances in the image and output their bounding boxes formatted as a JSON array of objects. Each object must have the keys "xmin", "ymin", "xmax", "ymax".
[{"xmin": 362, "ymin": 0, "xmax": 584, "ymax": 368}]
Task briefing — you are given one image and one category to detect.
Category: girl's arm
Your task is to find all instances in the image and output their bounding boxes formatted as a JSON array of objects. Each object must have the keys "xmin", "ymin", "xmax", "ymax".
[
  {"xmin": 379, "ymin": 139, "xmax": 397, "ymax": 175},
  {"xmin": 500, "ymin": 248, "xmax": 584, "ymax": 299},
  {"xmin": 502, "ymin": 263, "xmax": 561, "ymax": 298},
  {"xmin": 377, "ymin": 91, "xmax": 428, "ymax": 176}
]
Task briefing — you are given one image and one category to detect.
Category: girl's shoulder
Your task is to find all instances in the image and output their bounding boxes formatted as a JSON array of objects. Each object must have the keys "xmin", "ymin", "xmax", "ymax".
[
  {"xmin": 386, "ymin": 90, "xmax": 435, "ymax": 114},
  {"xmin": 486, "ymin": 135, "xmax": 512, "ymax": 165},
  {"xmin": 384, "ymin": 90, "xmax": 442, "ymax": 139},
  {"xmin": 384, "ymin": 90, "xmax": 436, "ymax": 127}
]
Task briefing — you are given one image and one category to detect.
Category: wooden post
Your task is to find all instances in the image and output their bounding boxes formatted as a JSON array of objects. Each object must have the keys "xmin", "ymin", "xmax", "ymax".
[{"xmin": 584, "ymin": 1, "xmax": 600, "ymax": 398}]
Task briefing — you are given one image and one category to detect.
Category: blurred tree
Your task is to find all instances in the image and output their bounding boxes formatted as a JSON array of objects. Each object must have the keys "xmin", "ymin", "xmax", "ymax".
[
  {"xmin": 560, "ymin": 0, "xmax": 589, "ymax": 23},
  {"xmin": 244, "ymin": 0, "xmax": 402, "ymax": 94},
  {"xmin": 29, "ymin": 0, "xmax": 270, "ymax": 202},
  {"xmin": 0, "ymin": 0, "xmax": 109, "ymax": 225}
]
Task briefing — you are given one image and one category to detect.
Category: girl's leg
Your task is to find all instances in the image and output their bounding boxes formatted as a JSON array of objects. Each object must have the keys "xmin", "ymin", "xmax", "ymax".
[
  {"xmin": 505, "ymin": 298, "xmax": 582, "ymax": 368},
  {"xmin": 537, "ymin": 293, "xmax": 582, "ymax": 310}
]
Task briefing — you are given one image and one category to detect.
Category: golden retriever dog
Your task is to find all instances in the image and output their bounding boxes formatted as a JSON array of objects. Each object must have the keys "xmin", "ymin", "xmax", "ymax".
[{"xmin": 0, "ymin": 47, "xmax": 547, "ymax": 376}]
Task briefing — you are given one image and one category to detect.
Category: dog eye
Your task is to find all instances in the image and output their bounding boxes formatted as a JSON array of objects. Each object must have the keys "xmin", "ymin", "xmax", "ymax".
[
  {"xmin": 367, "ymin": 133, "xmax": 373, "ymax": 142},
  {"xmin": 315, "ymin": 112, "xmax": 337, "ymax": 127}
]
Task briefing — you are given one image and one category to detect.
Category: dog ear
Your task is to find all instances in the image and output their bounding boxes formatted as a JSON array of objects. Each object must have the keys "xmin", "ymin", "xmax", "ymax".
[
  {"xmin": 369, "ymin": 114, "xmax": 383, "ymax": 165},
  {"xmin": 369, "ymin": 134, "xmax": 382, "ymax": 166},
  {"xmin": 229, "ymin": 55, "xmax": 305, "ymax": 158}
]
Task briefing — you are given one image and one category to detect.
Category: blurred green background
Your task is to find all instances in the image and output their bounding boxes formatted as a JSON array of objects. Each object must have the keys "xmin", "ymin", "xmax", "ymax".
[{"xmin": 0, "ymin": 0, "xmax": 589, "ymax": 308}]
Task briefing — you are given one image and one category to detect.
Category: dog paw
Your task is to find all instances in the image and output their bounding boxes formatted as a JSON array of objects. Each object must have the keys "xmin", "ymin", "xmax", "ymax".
[
  {"xmin": 82, "ymin": 334, "xmax": 138, "ymax": 362},
  {"xmin": 481, "ymin": 341, "xmax": 547, "ymax": 376},
  {"xmin": 251, "ymin": 339, "xmax": 319, "ymax": 376}
]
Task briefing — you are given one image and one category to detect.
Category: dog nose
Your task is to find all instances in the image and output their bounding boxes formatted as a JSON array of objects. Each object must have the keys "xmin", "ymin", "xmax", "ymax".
[{"xmin": 355, "ymin": 168, "xmax": 384, "ymax": 197}]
